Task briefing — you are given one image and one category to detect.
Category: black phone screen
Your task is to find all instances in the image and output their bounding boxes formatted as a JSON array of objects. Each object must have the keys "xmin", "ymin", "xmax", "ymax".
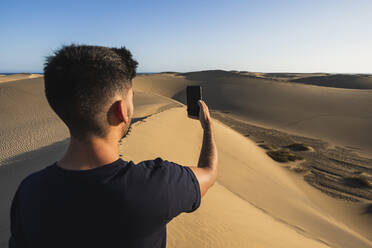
[{"xmin": 186, "ymin": 85, "xmax": 202, "ymax": 117}]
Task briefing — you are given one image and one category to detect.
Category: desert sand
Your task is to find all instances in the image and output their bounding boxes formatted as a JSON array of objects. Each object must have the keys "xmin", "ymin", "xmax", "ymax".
[
  {"xmin": 135, "ymin": 71, "xmax": 372, "ymax": 156},
  {"xmin": 0, "ymin": 72, "xmax": 371, "ymax": 247},
  {"xmin": 0, "ymin": 73, "xmax": 42, "ymax": 83}
]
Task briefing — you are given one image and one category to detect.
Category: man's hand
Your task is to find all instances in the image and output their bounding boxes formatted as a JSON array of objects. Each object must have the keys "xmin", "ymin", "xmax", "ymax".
[{"xmin": 188, "ymin": 100, "xmax": 212, "ymax": 130}]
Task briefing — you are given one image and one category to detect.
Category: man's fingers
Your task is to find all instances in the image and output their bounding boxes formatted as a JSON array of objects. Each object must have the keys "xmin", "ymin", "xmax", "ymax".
[
  {"xmin": 199, "ymin": 100, "xmax": 208, "ymax": 114},
  {"xmin": 198, "ymin": 100, "xmax": 205, "ymax": 111}
]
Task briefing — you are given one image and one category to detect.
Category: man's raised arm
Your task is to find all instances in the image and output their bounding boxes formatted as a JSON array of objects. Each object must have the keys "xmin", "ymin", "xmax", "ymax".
[{"xmin": 188, "ymin": 100, "xmax": 218, "ymax": 197}]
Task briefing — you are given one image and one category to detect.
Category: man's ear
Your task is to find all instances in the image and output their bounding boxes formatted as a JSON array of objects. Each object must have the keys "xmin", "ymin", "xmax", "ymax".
[{"xmin": 115, "ymin": 100, "xmax": 129, "ymax": 124}]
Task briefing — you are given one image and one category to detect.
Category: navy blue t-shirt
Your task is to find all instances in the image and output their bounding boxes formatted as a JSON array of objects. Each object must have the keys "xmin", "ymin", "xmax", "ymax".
[{"xmin": 9, "ymin": 157, "xmax": 201, "ymax": 248}]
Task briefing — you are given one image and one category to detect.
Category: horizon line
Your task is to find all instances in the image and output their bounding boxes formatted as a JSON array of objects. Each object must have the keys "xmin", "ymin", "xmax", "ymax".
[{"xmin": 1, "ymin": 70, "xmax": 371, "ymax": 75}]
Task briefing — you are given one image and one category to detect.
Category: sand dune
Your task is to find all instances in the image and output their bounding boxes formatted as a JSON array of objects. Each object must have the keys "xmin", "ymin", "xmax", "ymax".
[
  {"xmin": 1, "ymin": 75, "xmax": 371, "ymax": 247},
  {"xmin": 0, "ymin": 78, "xmax": 68, "ymax": 163},
  {"xmin": 0, "ymin": 73, "xmax": 42, "ymax": 83},
  {"xmin": 290, "ymin": 74, "xmax": 372, "ymax": 89},
  {"xmin": 234, "ymin": 71, "xmax": 372, "ymax": 89},
  {"xmin": 262, "ymin": 72, "xmax": 329, "ymax": 80},
  {"xmin": 167, "ymin": 183, "xmax": 329, "ymax": 248},
  {"xmin": 133, "ymin": 71, "xmax": 372, "ymax": 156}
]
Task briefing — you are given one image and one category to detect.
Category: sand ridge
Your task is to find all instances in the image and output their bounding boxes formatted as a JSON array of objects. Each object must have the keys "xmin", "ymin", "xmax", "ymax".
[
  {"xmin": 0, "ymin": 73, "xmax": 43, "ymax": 83},
  {"xmin": 134, "ymin": 71, "xmax": 372, "ymax": 155}
]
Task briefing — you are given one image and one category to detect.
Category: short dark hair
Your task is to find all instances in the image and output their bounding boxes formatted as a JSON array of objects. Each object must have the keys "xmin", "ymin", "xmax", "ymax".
[{"xmin": 44, "ymin": 44, "xmax": 138, "ymax": 140}]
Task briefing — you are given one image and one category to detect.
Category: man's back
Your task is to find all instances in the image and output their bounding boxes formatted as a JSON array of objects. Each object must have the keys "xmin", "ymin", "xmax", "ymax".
[
  {"xmin": 9, "ymin": 157, "xmax": 201, "ymax": 248},
  {"xmin": 8, "ymin": 45, "xmax": 218, "ymax": 248}
]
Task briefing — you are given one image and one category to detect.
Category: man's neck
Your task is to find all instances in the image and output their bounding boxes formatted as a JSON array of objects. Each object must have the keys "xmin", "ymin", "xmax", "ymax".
[{"xmin": 58, "ymin": 136, "xmax": 120, "ymax": 171}]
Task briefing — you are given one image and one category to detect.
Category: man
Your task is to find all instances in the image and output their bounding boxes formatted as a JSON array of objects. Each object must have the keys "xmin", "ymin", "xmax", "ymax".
[{"xmin": 9, "ymin": 44, "xmax": 218, "ymax": 248}]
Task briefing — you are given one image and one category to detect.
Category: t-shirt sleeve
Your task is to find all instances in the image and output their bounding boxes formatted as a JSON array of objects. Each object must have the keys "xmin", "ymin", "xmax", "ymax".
[
  {"xmin": 159, "ymin": 158, "xmax": 201, "ymax": 223},
  {"xmin": 128, "ymin": 157, "xmax": 201, "ymax": 226}
]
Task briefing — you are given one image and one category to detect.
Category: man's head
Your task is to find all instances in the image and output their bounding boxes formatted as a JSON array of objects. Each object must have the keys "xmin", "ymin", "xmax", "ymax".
[{"xmin": 44, "ymin": 44, "xmax": 138, "ymax": 141}]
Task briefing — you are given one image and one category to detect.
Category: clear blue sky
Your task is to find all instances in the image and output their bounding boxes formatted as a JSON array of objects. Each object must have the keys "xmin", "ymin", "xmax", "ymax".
[{"xmin": 1, "ymin": 0, "xmax": 371, "ymax": 73}]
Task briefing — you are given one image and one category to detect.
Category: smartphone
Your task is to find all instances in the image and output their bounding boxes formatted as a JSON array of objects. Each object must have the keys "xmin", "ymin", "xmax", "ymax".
[{"xmin": 186, "ymin": 85, "xmax": 202, "ymax": 117}]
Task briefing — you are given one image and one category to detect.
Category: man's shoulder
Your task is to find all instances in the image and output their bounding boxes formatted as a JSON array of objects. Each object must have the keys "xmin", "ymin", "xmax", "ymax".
[{"xmin": 18, "ymin": 163, "xmax": 54, "ymax": 191}]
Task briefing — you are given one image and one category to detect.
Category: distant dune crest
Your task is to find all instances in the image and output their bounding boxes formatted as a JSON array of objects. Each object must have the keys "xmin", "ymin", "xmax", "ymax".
[
  {"xmin": 173, "ymin": 70, "xmax": 372, "ymax": 90},
  {"xmin": 0, "ymin": 73, "xmax": 43, "ymax": 83}
]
